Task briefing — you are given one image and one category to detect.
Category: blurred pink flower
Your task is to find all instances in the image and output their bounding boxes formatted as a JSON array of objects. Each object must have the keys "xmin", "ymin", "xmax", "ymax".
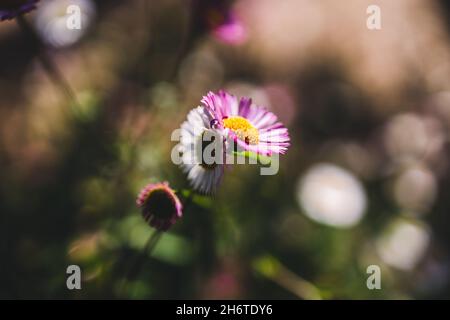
[
  {"xmin": 202, "ymin": 259, "xmax": 244, "ymax": 299},
  {"xmin": 136, "ymin": 182, "xmax": 183, "ymax": 231},
  {"xmin": 212, "ymin": 12, "xmax": 247, "ymax": 45},
  {"xmin": 196, "ymin": 0, "xmax": 247, "ymax": 45}
]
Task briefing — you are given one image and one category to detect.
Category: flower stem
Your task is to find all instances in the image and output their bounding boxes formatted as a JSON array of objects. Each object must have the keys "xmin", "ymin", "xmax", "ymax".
[
  {"xmin": 253, "ymin": 255, "xmax": 322, "ymax": 300},
  {"xmin": 120, "ymin": 230, "xmax": 163, "ymax": 297},
  {"xmin": 16, "ymin": 14, "xmax": 80, "ymax": 108}
]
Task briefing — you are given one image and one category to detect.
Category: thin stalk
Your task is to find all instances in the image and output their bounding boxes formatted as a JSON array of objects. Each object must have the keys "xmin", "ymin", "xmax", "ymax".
[
  {"xmin": 254, "ymin": 256, "xmax": 323, "ymax": 300},
  {"xmin": 120, "ymin": 230, "xmax": 163, "ymax": 297},
  {"xmin": 16, "ymin": 14, "xmax": 80, "ymax": 108}
]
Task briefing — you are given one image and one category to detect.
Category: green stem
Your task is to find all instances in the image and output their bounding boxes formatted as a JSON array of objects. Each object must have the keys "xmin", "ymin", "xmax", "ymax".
[
  {"xmin": 253, "ymin": 255, "xmax": 322, "ymax": 300},
  {"xmin": 119, "ymin": 230, "xmax": 163, "ymax": 297}
]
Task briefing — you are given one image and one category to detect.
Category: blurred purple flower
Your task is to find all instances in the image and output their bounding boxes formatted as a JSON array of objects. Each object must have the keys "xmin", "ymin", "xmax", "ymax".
[
  {"xmin": 202, "ymin": 258, "xmax": 244, "ymax": 299},
  {"xmin": 0, "ymin": 0, "xmax": 39, "ymax": 21},
  {"xmin": 136, "ymin": 182, "xmax": 183, "ymax": 231},
  {"xmin": 212, "ymin": 13, "xmax": 247, "ymax": 45},
  {"xmin": 196, "ymin": 0, "xmax": 247, "ymax": 45}
]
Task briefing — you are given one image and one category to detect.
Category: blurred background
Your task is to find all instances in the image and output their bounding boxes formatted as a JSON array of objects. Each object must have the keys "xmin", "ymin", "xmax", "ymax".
[{"xmin": 1, "ymin": 0, "xmax": 450, "ymax": 299}]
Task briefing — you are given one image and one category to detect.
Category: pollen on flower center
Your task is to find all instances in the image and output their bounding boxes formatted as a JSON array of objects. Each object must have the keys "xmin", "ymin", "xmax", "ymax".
[{"xmin": 223, "ymin": 116, "xmax": 259, "ymax": 145}]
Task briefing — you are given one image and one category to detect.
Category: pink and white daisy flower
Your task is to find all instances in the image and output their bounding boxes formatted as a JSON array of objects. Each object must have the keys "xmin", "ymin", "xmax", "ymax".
[
  {"xmin": 201, "ymin": 90, "xmax": 290, "ymax": 156},
  {"xmin": 178, "ymin": 106, "xmax": 226, "ymax": 194}
]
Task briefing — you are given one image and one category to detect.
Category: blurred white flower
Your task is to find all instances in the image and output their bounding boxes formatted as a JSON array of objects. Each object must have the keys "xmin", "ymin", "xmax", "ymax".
[
  {"xmin": 376, "ymin": 219, "xmax": 430, "ymax": 271},
  {"xmin": 296, "ymin": 163, "xmax": 367, "ymax": 228},
  {"xmin": 393, "ymin": 164, "xmax": 437, "ymax": 214},
  {"xmin": 35, "ymin": 0, "xmax": 96, "ymax": 48},
  {"xmin": 384, "ymin": 113, "xmax": 445, "ymax": 164},
  {"xmin": 429, "ymin": 91, "xmax": 450, "ymax": 133}
]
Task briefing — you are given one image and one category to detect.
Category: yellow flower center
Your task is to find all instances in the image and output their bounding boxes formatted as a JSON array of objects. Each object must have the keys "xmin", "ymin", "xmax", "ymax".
[{"xmin": 223, "ymin": 116, "xmax": 259, "ymax": 145}]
